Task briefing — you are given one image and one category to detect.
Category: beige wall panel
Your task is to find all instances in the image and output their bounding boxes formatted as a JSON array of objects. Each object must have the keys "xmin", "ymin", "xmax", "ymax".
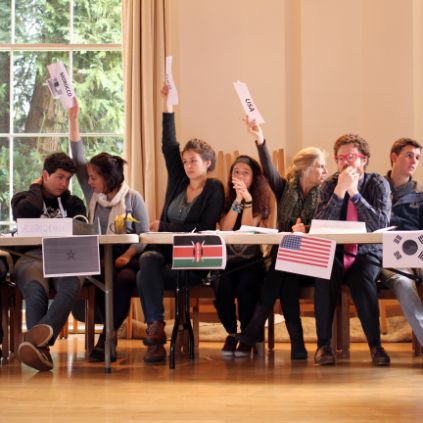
[
  {"xmin": 152, "ymin": 0, "xmax": 423, "ymax": 213},
  {"xmin": 169, "ymin": 0, "xmax": 286, "ymax": 160}
]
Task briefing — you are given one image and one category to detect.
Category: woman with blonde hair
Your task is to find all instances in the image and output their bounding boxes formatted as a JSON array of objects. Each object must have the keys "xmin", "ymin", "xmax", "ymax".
[{"xmin": 236, "ymin": 119, "xmax": 327, "ymax": 360}]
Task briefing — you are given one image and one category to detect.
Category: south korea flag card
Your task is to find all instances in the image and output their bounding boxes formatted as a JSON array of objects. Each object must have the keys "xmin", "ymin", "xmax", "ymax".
[{"xmin": 383, "ymin": 231, "xmax": 423, "ymax": 268}]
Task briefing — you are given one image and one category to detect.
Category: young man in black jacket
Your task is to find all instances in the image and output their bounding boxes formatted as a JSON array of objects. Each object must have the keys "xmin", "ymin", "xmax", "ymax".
[{"xmin": 12, "ymin": 152, "xmax": 86, "ymax": 371}]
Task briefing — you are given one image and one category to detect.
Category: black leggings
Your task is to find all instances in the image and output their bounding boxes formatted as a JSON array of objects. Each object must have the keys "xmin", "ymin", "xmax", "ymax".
[{"xmin": 214, "ymin": 261, "xmax": 264, "ymax": 334}]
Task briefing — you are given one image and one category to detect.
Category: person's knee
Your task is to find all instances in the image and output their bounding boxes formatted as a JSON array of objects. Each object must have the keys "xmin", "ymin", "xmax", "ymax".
[
  {"xmin": 56, "ymin": 278, "xmax": 81, "ymax": 299},
  {"xmin": 137, "ymin": 251, "xmax": 163, "ymax": 289},
  {"xmin": 21, "ymin": 280, "xmax": 48, "ymax": 302}
]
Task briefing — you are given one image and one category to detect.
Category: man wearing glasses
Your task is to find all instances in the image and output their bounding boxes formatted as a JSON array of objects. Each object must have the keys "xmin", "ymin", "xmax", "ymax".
[
  {"xmin": 313, "ymin": 134, "xmax": 391, "ymax": 366},
  {"xmin": 381, "ymin": 138, "xmax": 423, "ymax": 349}
]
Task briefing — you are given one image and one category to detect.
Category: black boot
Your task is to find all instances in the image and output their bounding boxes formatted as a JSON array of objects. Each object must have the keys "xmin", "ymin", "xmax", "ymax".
[
  {"xmin": 236, "ymin": 303, "xmax": 273, "ymax": 347},
  {"xmin": 286, "ymin": 320, "xmax": 307, "ymax": 360},
  {"xmin": 88, "ymin": 332, "xmax": 117, "ymax": 362}
]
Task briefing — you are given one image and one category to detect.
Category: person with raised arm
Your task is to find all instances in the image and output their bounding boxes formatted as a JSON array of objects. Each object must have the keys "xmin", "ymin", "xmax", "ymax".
[
  {"xmin": 136, "ymin": 83, "xmax": 225, "ymax": 363},
  {"xmin": 216, "ymin": 155, "xmax": 272, "ymax": 357},
  {"xmin": 69, "ymin": 98, "xmax": 150, "ymax": 362},
  {"xmin": 237, "ymin": 118, "xmax": 327, "ymax": 360}
]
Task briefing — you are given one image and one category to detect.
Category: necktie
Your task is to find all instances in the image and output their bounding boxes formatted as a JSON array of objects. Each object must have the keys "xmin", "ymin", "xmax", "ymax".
[{"xmin": 344, "ymin": 199, "xmax": 358, "ymax": 270}]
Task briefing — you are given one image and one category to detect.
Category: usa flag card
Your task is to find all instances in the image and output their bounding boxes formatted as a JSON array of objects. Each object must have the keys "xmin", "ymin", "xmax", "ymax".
[{"xmin": 275, "ymin": 234, "xmax": 336, "ymax": 279}]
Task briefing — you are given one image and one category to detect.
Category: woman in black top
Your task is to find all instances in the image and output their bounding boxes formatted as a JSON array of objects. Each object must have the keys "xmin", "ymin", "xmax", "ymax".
[
  {"xmin": 216, "ymin": 155, "xmax": 272, "ymax": 357},
  {"xmin": 136, "ymin": 84, "xmax": 225, "ymax": 363}
]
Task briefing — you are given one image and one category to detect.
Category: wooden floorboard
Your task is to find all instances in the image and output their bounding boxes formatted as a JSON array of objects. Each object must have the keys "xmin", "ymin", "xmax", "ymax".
[{"xmin": 1, "ymin": 337, "xmax": 422, "ymax": 422}]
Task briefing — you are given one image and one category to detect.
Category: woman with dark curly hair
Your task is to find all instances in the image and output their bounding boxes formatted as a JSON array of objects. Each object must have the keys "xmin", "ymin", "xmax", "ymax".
[
  {"xmin": 68, "ymin": 98, "xmax": 150, "ymax": 362},
  {"xmin": 135, "ymin": 83, "xmax": 225, "ymax": 363},
  {"xmin": 216, "ymin": 155, "xmax": 272, "ymax": 357}
]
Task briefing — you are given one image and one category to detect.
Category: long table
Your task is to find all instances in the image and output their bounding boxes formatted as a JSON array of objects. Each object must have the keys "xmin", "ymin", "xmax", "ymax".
[
  {"xmin": 0, "ymin": 233, "xmax": 138, "ymax": 373},
  {"xmin": 140, "ymin": 231, "xmax": 383, "ymax": 367}
]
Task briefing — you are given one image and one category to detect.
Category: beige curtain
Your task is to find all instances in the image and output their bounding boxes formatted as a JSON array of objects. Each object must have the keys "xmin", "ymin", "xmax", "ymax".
[{"xmin": 122, "ymin": 0, "xmax": 169, "ymax": 220}]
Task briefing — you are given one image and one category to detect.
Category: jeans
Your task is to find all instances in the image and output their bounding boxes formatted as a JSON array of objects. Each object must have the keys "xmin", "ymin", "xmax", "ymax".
[
  {"xmin": 314, "ymin": 254, "xmax": 382, "ymax": 348},
  {"xmin": 13, "ymin": 249, "xmax": 81, "ymax": 344},
  {"xmin": 136, "ymin": 250, "xmax": 202, "ymax": 325},
  {"xmin": 381, "ymin": 268, "xmax": 423, "ymax": 347},
  {"xmin": 214, "ymin": 260, "xmax": 263, "ymax": 334}
]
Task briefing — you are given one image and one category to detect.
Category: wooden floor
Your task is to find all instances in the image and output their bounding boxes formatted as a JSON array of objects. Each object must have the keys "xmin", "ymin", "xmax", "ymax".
[{"xmin": 1, "ymin": 337, "xmax": 423, "ymax": 422}]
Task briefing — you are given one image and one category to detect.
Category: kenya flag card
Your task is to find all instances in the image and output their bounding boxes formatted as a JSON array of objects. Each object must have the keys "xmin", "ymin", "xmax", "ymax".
[{"xmin": 172, "ymin": 234, "xmax": 227, "ymax": 270}]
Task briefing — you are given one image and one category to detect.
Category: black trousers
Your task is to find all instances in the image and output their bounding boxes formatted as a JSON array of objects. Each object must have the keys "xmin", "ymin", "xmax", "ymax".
[
  {"xmin": 314, "ymin": 254, "xmax": 381, "ymax": 348},
  {"xmin": 214, "ymin": 261, "xmax": 264, "ymax": 334},
  {"xmin": 260, "ymin": 258, "xmax": 314, "ymax": 325}
]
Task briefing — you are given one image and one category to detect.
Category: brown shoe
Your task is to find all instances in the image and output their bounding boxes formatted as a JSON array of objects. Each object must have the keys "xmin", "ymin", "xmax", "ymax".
[
  {"xmin": 17, "ymin": 342, "xmax": 53, "ymax": 371},
  {"xmin": 25, "ymin": 324, "xmax": 53, "ymax": 347},
  {"xmin": 314, "ymin": 345, "xmax": 335, "ymax": 365},
  {"xmin": 144, "ymin": 344, "xmax": 166, "ymax": 363},
  {"xmin": 370, "ymin": 346, "xmax": 390, "ymax": 366},
  {"xmin": 143, "ymin": 321, "xmax": 166, "ymax": 346}
]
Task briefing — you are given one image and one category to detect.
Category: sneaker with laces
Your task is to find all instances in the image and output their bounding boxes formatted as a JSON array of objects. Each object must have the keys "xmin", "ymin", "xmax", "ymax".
[
  {"xmin": 143, "ymin": 321, "xmax": 166, "ymax": 346},
  {"xmin": 221, "ymin": 335, "xmax": 238, "ymax": 357},
  {"xmin": 234, "ymin": 342, "xmax": 253, "ymax": 358},
  {"xmin": 17, "ymin": 342, "xmax": 53, "ymax": 371},
  {"xmin": 370, "ymin": 346, "xmax": 390, "ymax": 366}
]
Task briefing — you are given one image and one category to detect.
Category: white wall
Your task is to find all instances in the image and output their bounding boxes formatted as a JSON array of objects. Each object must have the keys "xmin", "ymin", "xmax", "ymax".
[{"xmin": 163, "ymin": 0, "xmax": 423, "ymax": 186}]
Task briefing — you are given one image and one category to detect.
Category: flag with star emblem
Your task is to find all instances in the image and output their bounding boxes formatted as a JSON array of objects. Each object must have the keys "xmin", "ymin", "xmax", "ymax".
[
  {"xmin": 42, "ymin": 235, "xmax": 100, "ymax": 277},
  {"xmin": 383, "ymin": 231, "xmax": 423, "ymax": 268},
  {"xmin": 172, "ymin": 234, "xmax": 226, "ymax": 269}
]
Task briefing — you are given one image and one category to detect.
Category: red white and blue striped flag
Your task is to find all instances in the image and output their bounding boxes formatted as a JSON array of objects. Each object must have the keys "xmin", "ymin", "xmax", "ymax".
[{"xmin": 275, "ymin": 234, "xmax": 336, "ymax": 279}]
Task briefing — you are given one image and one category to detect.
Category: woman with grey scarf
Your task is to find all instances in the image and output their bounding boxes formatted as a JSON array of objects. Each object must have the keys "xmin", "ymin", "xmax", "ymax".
[{"xmin": 236, "ymin": 118, "xmax": 327, "ymax": 360}]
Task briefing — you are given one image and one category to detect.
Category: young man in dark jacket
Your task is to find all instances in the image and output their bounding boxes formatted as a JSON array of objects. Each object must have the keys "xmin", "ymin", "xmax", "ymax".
[
  {"xmin": 381, "ymin": 138, "xmax": 423, "ymax": 347},
  {"xmin": 12, "ymin": 152, "xmax": 86, "ymax": 371},
  {"xmin": 313, "ymin": 134, "xmax": 391, "ymax": 366}
]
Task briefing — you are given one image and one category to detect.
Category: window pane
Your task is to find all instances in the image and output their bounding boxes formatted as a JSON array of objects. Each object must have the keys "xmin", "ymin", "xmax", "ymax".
[
  {"xmin": 13, "ymin": 52, "xmax": 69, "ymax": 133},
  {"xmin": 0, "ymin": 138, "xmax": 10, "ymax": 224},
  {"xmin": 0, "ymin": 0, "xmax": 11, "ymax": 42},
  {"xmin": 73, "ymin": 51, "xmax": 123, "ymax": 133},
  {"xmin": 15, "ymin": 0, "xmax": 70, "ymax": 43},
  {"xmin": 13, "ymin": 136, "xmax": 69, "ymax": 194},
  {"xmin": 70, "ymin": 136, "xmax": 123, "ymax": 200},
  {"xmin": 0, "ymin": 52, "xmax": 10, "ymax": 133},
  {"xmin": 74, "ymin": 0, "xmax": 121, "ymax": 44}
]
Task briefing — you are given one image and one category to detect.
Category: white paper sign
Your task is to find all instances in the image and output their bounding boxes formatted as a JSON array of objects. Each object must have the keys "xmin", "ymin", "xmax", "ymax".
[
  {"xmin": 383, "ymin": 231, "xmax": 423, "ymax": 268},
  {"xmin": 233, "ymin": 80, "xmax": 264, "ymax": 124},
  {"xmin": 309, "ymin": 219, "xmax": 366, "ymax": 234},
  {"xmin": 17, "ymin": 218, "xmax": 73, "ymax": 237},
  {"xmin": 46, "ymin": 61, "xmax": 75, "ymax": 109},
  {"xmin": 165, "ymin": 56, "xmax": 179, "ymax": 105}
]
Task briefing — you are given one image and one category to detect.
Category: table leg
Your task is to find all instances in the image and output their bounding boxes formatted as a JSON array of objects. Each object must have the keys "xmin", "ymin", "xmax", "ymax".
[
  {"xmin": 169, "ymin": 271, "xmax": 182, "ymax": 369},
  {"xmin": 183, "ymin": 273, "xmax": 195, "ymax": 360},
  {"xmin": 104, "ymin": 244, "xmax": 114, "ymax": 373}
]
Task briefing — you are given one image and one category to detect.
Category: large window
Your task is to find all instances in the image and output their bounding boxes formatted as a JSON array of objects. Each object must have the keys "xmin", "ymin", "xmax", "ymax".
[{"xmin": 0, "ymin": 0, "xmax": 123, "ymax": 230}]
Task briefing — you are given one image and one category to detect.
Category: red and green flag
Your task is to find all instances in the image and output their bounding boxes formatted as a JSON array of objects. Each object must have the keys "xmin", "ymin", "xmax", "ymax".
[{"xmin": 172, "ymin": 234, "xmax": 227, "ymax": 269}]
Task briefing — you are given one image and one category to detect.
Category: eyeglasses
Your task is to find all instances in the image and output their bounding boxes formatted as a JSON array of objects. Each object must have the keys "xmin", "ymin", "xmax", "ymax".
[{"xmin": 335, "ymin": 153, "xmax": 366, "ymax": 163}]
